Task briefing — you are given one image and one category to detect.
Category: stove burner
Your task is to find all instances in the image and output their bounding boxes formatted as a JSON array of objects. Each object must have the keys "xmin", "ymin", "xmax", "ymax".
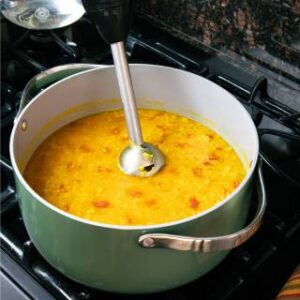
[{"xmin": 2, "ymin": 26, "xmax": 79, "ymax": 89}]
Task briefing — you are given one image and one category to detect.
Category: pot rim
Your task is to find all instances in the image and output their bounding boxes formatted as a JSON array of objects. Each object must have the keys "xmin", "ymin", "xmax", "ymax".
[{"xmin": 10, "ymin": 64, "xmax": 259, "ymax": 231}]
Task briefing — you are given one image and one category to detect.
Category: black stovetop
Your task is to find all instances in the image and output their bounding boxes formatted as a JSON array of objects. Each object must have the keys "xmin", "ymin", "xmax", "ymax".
[{"xmin": 1, "ymin": 15, "xmax": 300, "ymax": 300}]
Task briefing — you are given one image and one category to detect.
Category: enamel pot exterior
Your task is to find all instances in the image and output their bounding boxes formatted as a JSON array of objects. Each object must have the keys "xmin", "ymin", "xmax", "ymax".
[{"xmin": 10, "ymin": 65, "xmax": 260, "ymax": 294}]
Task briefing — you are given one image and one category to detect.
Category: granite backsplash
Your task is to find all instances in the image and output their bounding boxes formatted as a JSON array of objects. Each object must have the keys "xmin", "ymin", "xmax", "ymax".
[
  {"xmin": 135, "ymin": 0, "xmax": 299, "ymax": 59},
  {"xmin": 135, "ymin": 0, "xmax": 300, "ymax": 108}
]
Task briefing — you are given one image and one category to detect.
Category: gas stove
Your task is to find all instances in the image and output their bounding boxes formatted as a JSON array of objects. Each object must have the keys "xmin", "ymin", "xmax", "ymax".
[{"xmin": 1, "ymin": 12, "xmax": 300, "ymax": 300}]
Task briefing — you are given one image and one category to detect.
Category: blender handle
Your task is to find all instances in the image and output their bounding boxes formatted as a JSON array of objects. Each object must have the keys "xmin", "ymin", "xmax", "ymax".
[
  {"xmin": 82, "ymin": 0, "xmax": 144, "ymax": 146},
  {"xmin": 81, "ymin": 0, "xmax": 133, "ymax": 44}
]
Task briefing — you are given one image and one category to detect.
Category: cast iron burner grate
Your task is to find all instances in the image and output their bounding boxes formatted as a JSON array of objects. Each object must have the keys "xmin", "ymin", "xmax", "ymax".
[{"xmin": 1, "ymin": 19, "xmax": 300, "ymax": 300}]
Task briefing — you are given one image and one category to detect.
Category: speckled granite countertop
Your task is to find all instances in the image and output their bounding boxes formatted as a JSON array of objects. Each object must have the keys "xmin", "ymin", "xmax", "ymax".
[{"xmin": 134, "ymin": 0, "xmax": 300, "ymax": 110}]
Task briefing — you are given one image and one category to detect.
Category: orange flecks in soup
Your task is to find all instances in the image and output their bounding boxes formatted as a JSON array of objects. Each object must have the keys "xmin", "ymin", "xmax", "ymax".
[{"xmin": 24, "ymin": 109, "xmax": 246, "ymax": 226}]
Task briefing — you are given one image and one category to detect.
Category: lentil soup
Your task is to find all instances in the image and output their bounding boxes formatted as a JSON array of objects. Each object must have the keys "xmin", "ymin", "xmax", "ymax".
[{"xmin": 24, "ymin": 109, "xmax": 246, "ymax": 226}]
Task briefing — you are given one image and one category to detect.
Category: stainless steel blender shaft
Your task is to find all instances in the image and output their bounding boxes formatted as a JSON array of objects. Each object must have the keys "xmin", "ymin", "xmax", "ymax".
[{"xmin": 111, "ymin": 41, "xmax": 144, "ymax": 146}]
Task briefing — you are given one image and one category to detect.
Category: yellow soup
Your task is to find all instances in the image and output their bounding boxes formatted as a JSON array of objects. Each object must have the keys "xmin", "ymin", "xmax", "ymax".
[{"xmin": 24, "ymin": 109, "xmax": 246, "ymax": 226}]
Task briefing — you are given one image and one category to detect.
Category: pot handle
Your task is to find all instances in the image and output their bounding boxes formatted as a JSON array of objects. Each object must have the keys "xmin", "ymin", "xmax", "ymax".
[
  {"xmin": 15, "ymin": 63, "xmax": 101, "ymax": 122},
  {"xmin": 138, "ymin": 160, "xmax": 266, "ymax": 253}
]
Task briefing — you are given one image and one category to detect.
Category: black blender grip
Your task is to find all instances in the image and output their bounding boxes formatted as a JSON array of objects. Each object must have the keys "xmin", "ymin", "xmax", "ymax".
[{"xmin": 82, "ymin": 0, "xmax": 132, "ymax": 44}]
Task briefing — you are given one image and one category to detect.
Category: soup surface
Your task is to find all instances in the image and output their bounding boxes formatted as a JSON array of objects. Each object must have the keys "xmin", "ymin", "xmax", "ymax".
[{"xmin": 24, "ymin": 109, "xmax": 246, "ymax": 226}]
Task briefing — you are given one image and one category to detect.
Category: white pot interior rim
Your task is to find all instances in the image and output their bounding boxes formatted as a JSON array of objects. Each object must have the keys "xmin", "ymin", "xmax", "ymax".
[{"xmin": 10, "ymin": 64, "xmax": 259, "ymax": 231}]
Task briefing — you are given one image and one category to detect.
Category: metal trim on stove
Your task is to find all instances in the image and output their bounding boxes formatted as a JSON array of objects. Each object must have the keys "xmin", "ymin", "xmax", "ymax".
[{"xmin": 1, "ymin": 250, "xmax": 55, "ymax": 300}]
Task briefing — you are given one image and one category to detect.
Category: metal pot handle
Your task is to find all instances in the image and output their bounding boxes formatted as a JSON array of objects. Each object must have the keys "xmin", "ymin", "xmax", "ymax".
[
  {"xmin": 15, "ymin": 63, "xmax": 101, "ymax": 122},
  {"xmin": 138, "ymin": 160, "xmax": 266, "ymax": 253}
]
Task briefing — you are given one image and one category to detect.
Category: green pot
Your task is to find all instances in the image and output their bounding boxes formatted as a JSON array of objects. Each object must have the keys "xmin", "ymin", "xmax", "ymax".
[{"xmin": 10, "ymin": 65, "xmax": 265, "ymax": 294}]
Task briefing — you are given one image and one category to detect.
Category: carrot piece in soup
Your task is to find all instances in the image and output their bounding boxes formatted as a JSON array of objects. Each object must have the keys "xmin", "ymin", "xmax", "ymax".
[
  {"xmin": 189, "ymin": 197, "xmax": 200, "ymax": 209},
  {"xmin": 192, "ymin": 167, "xmax": 202, "ymax": 177},
  {"xmin": 92, "ymin": 200, "xmax": 110, "ymax": 208},
  {"xmin": 127, "ymin": 190, "xmax": 143, "ymax": 198}
]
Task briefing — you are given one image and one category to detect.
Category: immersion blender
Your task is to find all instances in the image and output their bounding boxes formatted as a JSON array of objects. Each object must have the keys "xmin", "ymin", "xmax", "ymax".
[{"xmin": 82, "ymin": 0, "xmax": 165, "ymax": 177}]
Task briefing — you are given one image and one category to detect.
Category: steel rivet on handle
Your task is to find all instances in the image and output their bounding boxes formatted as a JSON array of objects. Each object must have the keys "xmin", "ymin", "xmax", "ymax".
[{"xmin": 142, "ymin": 237, "xmax": 156, "ymax": 248}]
